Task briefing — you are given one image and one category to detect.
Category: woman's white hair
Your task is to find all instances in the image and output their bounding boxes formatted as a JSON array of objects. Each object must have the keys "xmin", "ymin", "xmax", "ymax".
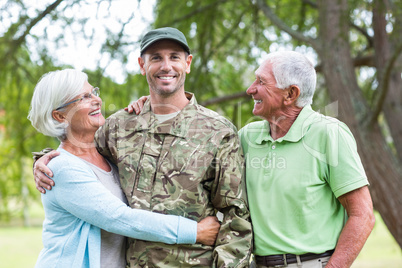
[
  {"xmin": 266, "ymin": 51, "xmax": 316, "ymax": 107},
  {"xmin": 28, "ymin": 69, "xmax": 88, "ymax": 141}
]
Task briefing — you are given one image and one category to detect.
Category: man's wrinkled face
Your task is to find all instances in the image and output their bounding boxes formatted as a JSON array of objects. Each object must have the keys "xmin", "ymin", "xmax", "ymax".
[{"xmin": 246, "ymin": 60, "xmax": 287, "ymax": 120}]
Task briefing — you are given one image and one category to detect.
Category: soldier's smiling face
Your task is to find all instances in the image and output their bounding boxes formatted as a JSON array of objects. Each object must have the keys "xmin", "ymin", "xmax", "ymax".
[{"xmin": 139, "ymin": 40, "xmax": 193, "ymax": 97}]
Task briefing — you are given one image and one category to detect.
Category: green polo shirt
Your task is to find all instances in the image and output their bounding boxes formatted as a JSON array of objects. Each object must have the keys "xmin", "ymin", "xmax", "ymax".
[{"xmin": 239, "ymin": 105, "xmax": 368, "ymax": 256}]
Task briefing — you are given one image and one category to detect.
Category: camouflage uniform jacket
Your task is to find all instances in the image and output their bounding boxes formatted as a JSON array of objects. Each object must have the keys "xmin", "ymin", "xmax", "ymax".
[{"xmin": 95, "ymin": 93, "xmax": 252, "ymax": 267}]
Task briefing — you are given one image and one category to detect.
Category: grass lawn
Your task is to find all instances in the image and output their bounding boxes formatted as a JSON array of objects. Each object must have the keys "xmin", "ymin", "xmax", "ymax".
[
  {"xmin": 0, "ymin": 209, "xmax": 400, "ymax": 267},
  {"xmin": 0, "ymin": 226, "xmax": 43, "ymax": 268}
]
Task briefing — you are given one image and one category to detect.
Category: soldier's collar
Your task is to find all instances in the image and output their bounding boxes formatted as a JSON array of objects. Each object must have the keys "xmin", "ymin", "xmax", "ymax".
[
  {"xmin": 137, "ymin": 92, "xmax": 198, "ymax": 137},
  {"xmin": 141, "ymin": 92, "xmax": 196, "ymax": 114}
]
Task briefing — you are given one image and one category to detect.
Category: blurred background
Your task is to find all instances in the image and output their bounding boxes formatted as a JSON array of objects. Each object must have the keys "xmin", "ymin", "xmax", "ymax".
[{"xmin": 0, "ymin": 0, "xmax": 401, "ymax": 267}]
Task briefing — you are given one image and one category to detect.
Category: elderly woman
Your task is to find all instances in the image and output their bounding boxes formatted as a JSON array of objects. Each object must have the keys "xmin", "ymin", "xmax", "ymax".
[{"xmin": 28, "ymin": 69, "xmax": 219, "ymax": 268}]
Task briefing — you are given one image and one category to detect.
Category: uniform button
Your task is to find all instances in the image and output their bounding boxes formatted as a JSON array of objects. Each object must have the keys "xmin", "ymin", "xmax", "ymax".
[{"xmin": 272, "ymin": 145, "xmax": 276, "ymax": 149}]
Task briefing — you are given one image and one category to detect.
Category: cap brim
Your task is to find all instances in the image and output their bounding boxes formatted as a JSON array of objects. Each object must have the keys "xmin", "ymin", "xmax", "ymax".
[{"xmin": 141, "ymin": 37, "xmax": 190, "ymax": 55}]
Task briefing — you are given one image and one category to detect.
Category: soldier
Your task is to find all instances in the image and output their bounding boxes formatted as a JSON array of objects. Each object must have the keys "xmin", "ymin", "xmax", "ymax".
[{"xmin": 34, "ymin": 27, "xmax": 253, "ymax": 267}]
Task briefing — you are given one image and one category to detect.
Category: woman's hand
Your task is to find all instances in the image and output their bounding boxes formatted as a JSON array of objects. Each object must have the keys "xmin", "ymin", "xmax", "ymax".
[{"xmin": 196, "ymin": 216, "xmax": 221, "ymax": 246}]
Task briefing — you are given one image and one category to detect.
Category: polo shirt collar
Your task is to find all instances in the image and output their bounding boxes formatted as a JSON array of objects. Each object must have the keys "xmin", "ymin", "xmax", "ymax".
[
  {"xmin": 255, "ymin": 105, "xmax": 316, "ymax": 144},
  {"xmin": 254, "ymin": 121, "xmax": 271, "ymax": 144}
]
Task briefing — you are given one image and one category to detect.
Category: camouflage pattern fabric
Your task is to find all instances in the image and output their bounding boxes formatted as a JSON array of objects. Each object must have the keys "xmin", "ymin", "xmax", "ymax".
[{"xmin": 95, "ymin": 93, "xmax": 253, "ymax": 267}]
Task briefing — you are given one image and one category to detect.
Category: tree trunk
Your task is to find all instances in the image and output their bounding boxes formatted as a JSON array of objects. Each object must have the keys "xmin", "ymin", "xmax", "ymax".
[
  {"xmin": 383, "ymin": 73, "xmax": 402, "ymax": 162},
  {"xmin": 373, "ymin": 0, "xmax": 402, "ymax": 163},
  {"xmin": 317, "ymin": 0, "xmax": 402, "ymax": 247}
]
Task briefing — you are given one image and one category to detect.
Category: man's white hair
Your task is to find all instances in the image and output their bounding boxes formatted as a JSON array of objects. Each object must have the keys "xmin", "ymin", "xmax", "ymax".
[
  {"xmin": 28, "ymin": 69, "xmax": 87, "ymax": 141},
  {"xmin": 266, "ymin": 51, "xmax": 316, "ymax": 107}
]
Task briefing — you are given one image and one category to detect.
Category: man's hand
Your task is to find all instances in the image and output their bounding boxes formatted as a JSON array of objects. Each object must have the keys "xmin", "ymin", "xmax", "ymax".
[
  {"xmin": 124, "ymin": 95, "xmax": 149, "ymax": 114},
  {"xmin": 33, "ymin": 150, "xmax": 60, "ymax": 193},
  {"xmin": 196, "ymin": 216, "xmax": 221, "ymax": 246}
]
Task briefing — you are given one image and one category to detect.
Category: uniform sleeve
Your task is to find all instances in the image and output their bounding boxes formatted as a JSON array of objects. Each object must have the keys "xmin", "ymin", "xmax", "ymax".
[
  {"xmin": 47, "ymin": 158, "xmax": 197, "ymax": 245},
  {"xmin": 95, "ymin": 115, "xmax": 117, "ymax": 165},
  {"xmin": 210, "ymin": 129, "xmax": 253, "ymax": 267}
]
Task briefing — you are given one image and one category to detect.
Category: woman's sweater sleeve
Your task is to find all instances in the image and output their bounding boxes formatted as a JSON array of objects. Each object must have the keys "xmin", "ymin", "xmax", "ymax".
[{"xmin": 46, "ymin": 155, "xmax": 197, "ymax": 245}]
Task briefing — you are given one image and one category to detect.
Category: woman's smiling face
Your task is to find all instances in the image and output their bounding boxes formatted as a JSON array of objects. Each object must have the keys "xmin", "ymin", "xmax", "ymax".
[{"xmin": 63, "ymin": 81, "xmax": 105, "ymax": 139}]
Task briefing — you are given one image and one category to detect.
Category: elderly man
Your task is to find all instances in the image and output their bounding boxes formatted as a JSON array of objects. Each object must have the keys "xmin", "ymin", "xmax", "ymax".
[
  {"xmin": 239, "ymin": 50, "xmax": 375, "ymax": 268},
  {"xmin": 33, "ymin": 27, "xmax": 253, "ymax": 267}
]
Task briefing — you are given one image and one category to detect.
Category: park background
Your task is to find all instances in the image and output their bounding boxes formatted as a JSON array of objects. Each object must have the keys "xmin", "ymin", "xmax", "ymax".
[{"xmin": 0, "ymin": 0, "xmax": 401, "ymax": 267}]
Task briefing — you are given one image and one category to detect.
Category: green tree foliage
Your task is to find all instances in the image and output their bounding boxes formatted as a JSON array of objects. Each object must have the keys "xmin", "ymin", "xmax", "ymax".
[{"xmin": 0, "ymin": 49, "xmax": 55, "ymax": 221}]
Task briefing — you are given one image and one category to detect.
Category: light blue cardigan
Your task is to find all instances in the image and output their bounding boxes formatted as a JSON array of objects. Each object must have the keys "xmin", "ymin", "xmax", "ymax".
[{"xmin": 35, "ymin": 148, "xmax": 197, "ymax": 268}]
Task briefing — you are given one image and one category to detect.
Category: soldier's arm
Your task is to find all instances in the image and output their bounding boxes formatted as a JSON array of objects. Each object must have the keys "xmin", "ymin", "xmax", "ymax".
[
  {"xmin": 94, "ymin": 115, "xmax": 117, "ymax": 164},
  {"xmin": 33, "ymin": 149, "xmax": 59, "ymax": 193},
  {"xmin": 211, "ymin": 130, "xmax": 253, "ymax": 268}
]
